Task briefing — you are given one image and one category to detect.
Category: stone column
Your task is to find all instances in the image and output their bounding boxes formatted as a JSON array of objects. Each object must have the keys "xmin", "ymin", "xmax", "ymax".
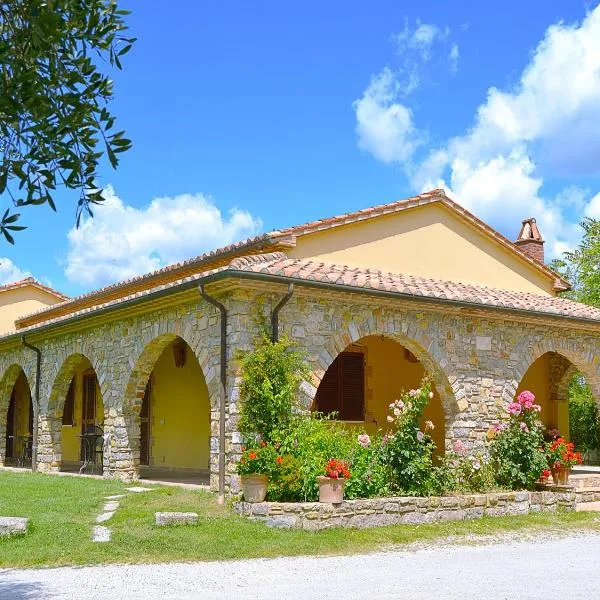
[
  {"xmin": 36, "ymin": 414, "xmax": 61, "ymax": 472},
  {"xmin": 102, "ymin": 409, "xmax": 138, "ymax": 482}
]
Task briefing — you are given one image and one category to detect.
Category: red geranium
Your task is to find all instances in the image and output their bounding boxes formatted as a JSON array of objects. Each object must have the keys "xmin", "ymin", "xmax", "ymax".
[
  {"xmin": 324, "ymin": 458, "xmax": 350, "ymax": 479},
  {"xmin": 546, "ymin": 437, "xmax": 583, "ymax": 469}
]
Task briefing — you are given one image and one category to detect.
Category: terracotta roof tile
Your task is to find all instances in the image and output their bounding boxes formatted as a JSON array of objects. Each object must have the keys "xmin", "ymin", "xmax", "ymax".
[
  {"xmin": 0, "ymin": 277, "xmax": 68, "ymax": 301},
  {"xmin": 226, "ymin": 254, "xmax": 600, "ymax": 323}
]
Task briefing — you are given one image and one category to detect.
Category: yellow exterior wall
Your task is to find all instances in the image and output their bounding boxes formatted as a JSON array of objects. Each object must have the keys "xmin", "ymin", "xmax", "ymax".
[
  {"xmin": 289, "ymin": 203, "xmax": 554, "ymax": 295},
  {"xmin": 0, "ymin": 286, "xmax": 63, "ymax": 334},
  {"xmin": 148, "ymin": 341, "xmax": 210, "ymax": 470},
  {"xmin": 516, "ymin": 353, "xmax": 569, "ymax": 437},
  {"xmin": 61, "ymin": 360, "xmax": 104, "ymax": 465}
]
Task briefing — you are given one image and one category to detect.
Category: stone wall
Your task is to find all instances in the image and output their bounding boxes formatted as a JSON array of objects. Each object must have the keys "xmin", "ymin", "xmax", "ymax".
[{"xmin": 234, "ymin": 490, "xmax": 576, "ymax": 530}]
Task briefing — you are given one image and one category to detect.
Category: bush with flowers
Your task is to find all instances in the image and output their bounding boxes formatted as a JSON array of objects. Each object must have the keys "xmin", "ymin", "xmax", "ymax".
[
  {"xmin": 489, "ymin": 390, "xmax": 547, "ymax": 490},
  {"xmin": 444, "ymin": 440, "xmax": 495, "ymax": 492},
  {"xmin": 236, "ymin": 440, "xmax": 279, "ymax": 476},
  {"xmin": 545, "ymin": 437, "xmax": 583, "ymax": 471},
  {"xmin": 383, "ymin": 381, "xmax": 443, "ymax": 495}
]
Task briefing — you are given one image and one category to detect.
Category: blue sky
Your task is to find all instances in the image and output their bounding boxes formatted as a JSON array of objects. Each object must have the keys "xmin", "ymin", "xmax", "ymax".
[{"xmin": 2, "ymin": 0, "xmax": 600, "ymax": 296}]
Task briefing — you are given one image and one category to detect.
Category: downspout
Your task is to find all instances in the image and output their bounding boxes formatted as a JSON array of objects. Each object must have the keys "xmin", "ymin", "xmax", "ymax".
[
  {"xmin": 21, "ymin": 337, "xmax": 40, "ymax": 473},
  {"xmin": 271, "ymin": 283, "xmax": 294, "ymax": 342},
  {"xmin": 199, "ymin": 285, "xmax": 227, "ymax": 504}
]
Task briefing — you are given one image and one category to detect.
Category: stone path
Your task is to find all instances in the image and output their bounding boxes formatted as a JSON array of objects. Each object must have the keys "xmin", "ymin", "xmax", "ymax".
[
  {"xmin": 2, "ymin": 531, "xmax": 600, "ymax": 599},
  {"xmin": 91, "ymin": 489, "xmax": 153, "ymax": 543}
]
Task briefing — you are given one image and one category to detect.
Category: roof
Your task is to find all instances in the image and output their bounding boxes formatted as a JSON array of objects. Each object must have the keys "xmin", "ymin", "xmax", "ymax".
[
  {"xmin": 0, "ymin": 277, "xmax": 68, "ymax": 301},
  {"xmin": 14, "ymin": 189, "xmax": 571, "ymax": 330},
  {"xmin": 224, "ymin": 253, "xmax": 599, "ymax": 322},
  {"xmin": 5, "ymin": 252, "xmax": 598, "ymax": 342}
]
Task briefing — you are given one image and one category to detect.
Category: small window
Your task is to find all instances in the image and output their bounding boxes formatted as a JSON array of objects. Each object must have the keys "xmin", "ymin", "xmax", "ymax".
[
  {"xmin": 62, "ymin": 379, "xmax": 75, "ymax": 426},
  {"xmin": 314, "ymin": 351, "xmax": 365, "ymax": 421}
]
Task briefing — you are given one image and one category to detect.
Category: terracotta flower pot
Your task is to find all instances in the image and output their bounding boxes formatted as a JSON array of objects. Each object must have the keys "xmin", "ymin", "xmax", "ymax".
[
  {"xmin": 316, "ymin": 476, "xmax": 346, "ymax": 503},
  {"xmin": 551, "ymin": 466, "xmax": 571, "ymax": 485},
  {"xmin": 240, "ymin": 474, "xmax": 268, "ymax": 502}
]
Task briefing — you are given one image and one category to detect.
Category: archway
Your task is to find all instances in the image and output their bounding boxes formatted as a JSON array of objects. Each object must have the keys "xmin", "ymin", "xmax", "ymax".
[
  {"xmin": 48, "ymin": 354, "xmax": 105, "ymax": 474},
  {"xmin": 515, "ymin": 350, "xmax": 599, "ymax": 464},
  {"xmin": 1, "ymin": 367, "xmax": 33, "ymax": 468},
  {"xmin": 312, "ymin": 334, "xmax": 446, "ymax": 453},
  {"xmin": 125, "ymin": 335, "xmax": 211, "ymax": 484}
]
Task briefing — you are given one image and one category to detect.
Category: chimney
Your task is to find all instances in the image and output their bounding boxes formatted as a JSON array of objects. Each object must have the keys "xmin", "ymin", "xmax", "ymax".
[{"xmin": 515, "ymin": 217, "xmax": 544, "ymax": 264}]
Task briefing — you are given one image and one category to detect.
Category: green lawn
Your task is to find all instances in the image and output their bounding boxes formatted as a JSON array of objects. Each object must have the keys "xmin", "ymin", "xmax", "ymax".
[{"xmin": 1, "ymin": 470, "xmax": 599, "ymax": 569}]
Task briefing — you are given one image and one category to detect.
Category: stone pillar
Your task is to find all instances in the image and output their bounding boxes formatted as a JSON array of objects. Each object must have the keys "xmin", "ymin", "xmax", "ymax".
[
  {"xmin": 102, "ymin": 409, "xmax": 138, "ymax": 482},
  {"xmin": 36, "ymin": 414, "xmax": 61, "ymax": 472},
  {"xmin": 0, "ymin": 418, "xmax": 6, "ymax": 467}
]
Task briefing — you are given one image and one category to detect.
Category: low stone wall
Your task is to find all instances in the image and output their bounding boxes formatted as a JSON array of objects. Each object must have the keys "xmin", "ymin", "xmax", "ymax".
[{"xmin": 234, "ymin": 490, "xmax": 576, "ymax": 530}]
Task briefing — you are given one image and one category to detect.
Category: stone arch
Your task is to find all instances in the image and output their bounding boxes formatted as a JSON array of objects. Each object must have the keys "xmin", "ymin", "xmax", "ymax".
[
  {"xmin": 507, "ymin": 337, "xmax": 600, "ymax": 407},
  {"xmin": 0, "ymin": 364, "xmax": 32, "ymax": 466},
  {"xmin": 39, "ymin": 351, "xmax": 106, "ymax": 473},
  {"xmin": 115, "ymin": 330, "xmax": 217, "ymax": 481},
  {"xmin": 302, "ymin": 315, "xmax": 458, "ymax": 450}
]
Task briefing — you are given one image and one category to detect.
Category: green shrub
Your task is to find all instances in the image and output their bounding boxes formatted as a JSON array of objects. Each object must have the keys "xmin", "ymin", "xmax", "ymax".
[
  {"xmin": 238, "ymin": 334, "xmax": 309, "ymax": 442},
  {"xmin": 489, "ymin": 390, "xmax": 547, "ymax": 490},
  {"xmin": 344, "ymin": 433, "xmax": 391, "ymax": 499},
  {"xmin": 275, "ymin": 414, "xmax": 354, "ymax": 501},
  {"xmin": 444, "ymin": 446, "xmax": 496, "ymax": 493},
  {"xmin": 568, "ymin": 374, "xmax": 599, "ymax": 452},
  {"xmin": 268, "ymin": 454, "xmax": 303, "ymax": 501}
]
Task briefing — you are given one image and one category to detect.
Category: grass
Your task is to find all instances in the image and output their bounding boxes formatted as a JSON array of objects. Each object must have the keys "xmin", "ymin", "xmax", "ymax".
[{"xmin": 1, "ymin": 469, "xmax": 600, "ymax": 569}]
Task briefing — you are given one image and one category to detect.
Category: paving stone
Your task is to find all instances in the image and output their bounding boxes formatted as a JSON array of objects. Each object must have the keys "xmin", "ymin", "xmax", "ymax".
[
  {"xmin": 103, "ymin": 501, "xmax": 120, "ymax": 512},
  {"xmin": 155, "ymin": 512, "xmax": 199, "ymax": 526},
  {"xmin": 96, "ymin": 511, "xmax": 116, "ymax": 523},
  {"xmin": 126, "ymin": 486, "xmax": 154, "ymax": 493},
  {"xmin": 0, "ymin": 516, "xmax": 28, "ymax": 536},
  {"xmin": 105, "ymin": 494, "xmax": 126, "ymax": 500},
  {"xmin": 92, "ymin": 525, "xmax": 111, "ymax": 542}
]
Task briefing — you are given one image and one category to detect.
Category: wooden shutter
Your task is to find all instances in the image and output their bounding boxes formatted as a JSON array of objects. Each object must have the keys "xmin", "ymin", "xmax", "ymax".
[
  {"xmin": 314, "ymin": 351, "xmax": 365, "ymax": 421},
  {"xmin": 339, "ymin": 352, "xmax": 365, "ymax": 421},
  {"xmin": 62, "ymin": 379, "xmax": 75, "ymax": 426}
]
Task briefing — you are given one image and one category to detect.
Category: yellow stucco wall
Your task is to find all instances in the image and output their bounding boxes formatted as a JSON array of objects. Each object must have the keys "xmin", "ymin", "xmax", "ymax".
[
  {"xmin": 148, "ymin": 341, "xmax": 210, "ymax": 470},
  {"xmin": 289, "ymin": 203, "xmax": 554, "ymax": 295},
  {"xmin": 61, "ymin": 360, "xmax": 104, "ymax": 465},
  {"xmin": 516, "ymin": 353, "xmax": 569, "ymax": 438},
  {"xmin": 0, "ymin": 286, "xmax": 63, "ymax": 334}
]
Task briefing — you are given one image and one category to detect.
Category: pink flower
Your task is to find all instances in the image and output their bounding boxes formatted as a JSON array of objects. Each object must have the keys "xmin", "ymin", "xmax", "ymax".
[
  {"xmin": 386, "ymin": 415, "xmax": 394, "ymax": 423},
  {"xmin": 428, "ymin": 391, "xmax": 434, "ymax": 399},
  {"xmin": 508, "ymin": 402, "xmax": 522, "ymax": 415},
  {"xmin": 517, "ymin": 390, "xmax": 536, "ymax": 406},
  {"xmin": 393, "ymin": 407, "xmax": 400, "ymax": 416},
  {"xmin": 492, "ymin": 423, "xmax": 506, "ymax": 433},
  {"xmin": 416, "ymin": 430, "xmax": 424, "ymax": 442},
  {"xmin": 408, "ymin": 389, "xmax": 419, "ymax": 397},
  {"xmin": 396, "ymin": 400, "xmax": 405, "ymax": 410},
  {"xmin": 454, "ymin": 439, "xmax": 464, "ymax": 453},
  {"xmin": 520, "ymin": 422, "xmax": 529, "ymax": 433},
  {"xmin": 424, "ymin": 420, "xmax": 434, "ymax": 431},
  {"xmin": 357, "ymin": 434, "xmax": 371, "ymax": 448}
]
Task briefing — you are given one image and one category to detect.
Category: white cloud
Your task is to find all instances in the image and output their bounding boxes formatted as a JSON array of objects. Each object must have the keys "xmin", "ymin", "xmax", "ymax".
[
  {"xmin": 0, "ymin": 258, "xmax": 31, "ymax": 285},
  {"xmin": 65, "ymin": 187, "xmax": 262, "ymax": 288},
  {"xmin": 585, "ymin": 192, "xmax": 600, "ymax": 219},
  {"xmin": 449, "ymin": 43, "xmax": 459, "ymax": 73},
  {"xmin": 354, "ymin": 68, "xmax": 423, "ymax": 164},
  {"xmin": 393, "ymin": 20, "xmax": 450, "ymax": 62},
  {"xmin": 356, "ymin": 5, "xmax": 600, "ymax": 259}
]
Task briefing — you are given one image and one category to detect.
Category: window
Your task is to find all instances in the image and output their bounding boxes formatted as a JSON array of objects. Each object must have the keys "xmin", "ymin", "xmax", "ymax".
[
  {"xmin": 314, "ymin": 351, "xmax": 365, "ymax": 421},
  {"xmin": 62, "ymin": 379, "xmax": 75, "ymax": 426}
]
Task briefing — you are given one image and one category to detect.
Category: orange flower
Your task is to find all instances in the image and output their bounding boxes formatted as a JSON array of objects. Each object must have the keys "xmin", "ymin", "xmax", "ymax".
[
  {"xmin": 248, "ymin": 451, "xmax": 257, "ymax": 460},
  {"xmin": 276, "ymin": 456, "xmax": 283, "ymax": 465}
]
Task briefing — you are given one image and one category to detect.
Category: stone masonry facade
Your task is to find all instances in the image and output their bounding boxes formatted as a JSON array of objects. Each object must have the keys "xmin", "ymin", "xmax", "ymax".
[{"xmin": 1, "ymin": 282, "xmax": 600, "ymax": 493}]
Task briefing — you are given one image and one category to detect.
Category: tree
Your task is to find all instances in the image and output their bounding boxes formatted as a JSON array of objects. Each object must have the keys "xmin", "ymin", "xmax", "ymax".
[
  {"xmin": 550, "ymin": 217, "xmax": 600, "ymax": 308},
  {"xmin": 0, "ymin": 0, "xmax": 134, "ymax": 243}
]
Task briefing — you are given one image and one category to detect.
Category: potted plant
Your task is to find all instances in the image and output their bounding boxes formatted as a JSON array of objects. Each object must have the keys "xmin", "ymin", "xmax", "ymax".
[
  {"xmin": 237, "ymin": 442, "xmax": 277, "ymax": 502},
  {"xmin": 316, "ymin": 458, "xmax": 350, "ymax": 503},
  {"xmin": 545, "ymin": 437, "xmax": 583, "ymax": 485},
  {"xmin": 538, "ymin": 469, "xmax": 551, "ymax": 486}
]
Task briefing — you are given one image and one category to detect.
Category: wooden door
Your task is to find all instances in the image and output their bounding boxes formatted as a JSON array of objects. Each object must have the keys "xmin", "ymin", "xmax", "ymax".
[{"xmin": 140, "ymin": 380, "xmax": 152, "ymax": 466}]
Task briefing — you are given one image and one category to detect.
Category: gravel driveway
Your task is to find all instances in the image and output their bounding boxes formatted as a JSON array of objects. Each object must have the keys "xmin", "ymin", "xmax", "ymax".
[{"xmin": 2, "ymin": 531, "xmax": 600, "ymax": 599}]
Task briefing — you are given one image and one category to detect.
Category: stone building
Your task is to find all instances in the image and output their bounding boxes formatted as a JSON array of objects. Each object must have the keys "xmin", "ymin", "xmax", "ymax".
[{"xmin": 1, "ymin": 189, "xmax": 599, "ymax": 495}]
